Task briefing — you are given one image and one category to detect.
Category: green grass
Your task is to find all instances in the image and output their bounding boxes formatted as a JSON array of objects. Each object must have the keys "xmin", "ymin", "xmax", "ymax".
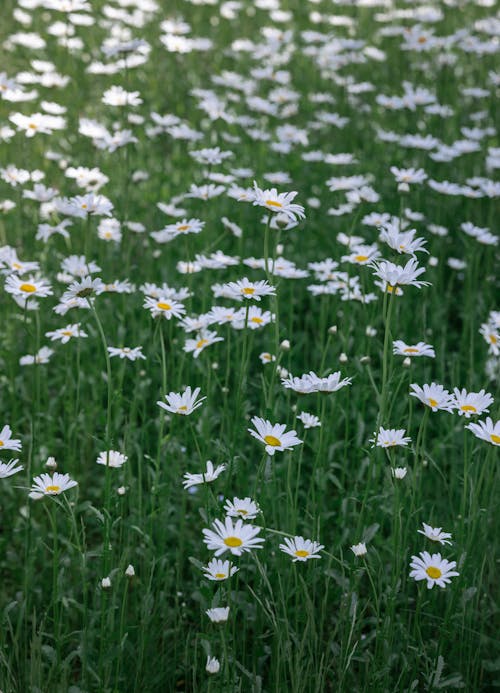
[{"xmin": 0, "ymin": 0, "xmax": 499, "ymax": 691}]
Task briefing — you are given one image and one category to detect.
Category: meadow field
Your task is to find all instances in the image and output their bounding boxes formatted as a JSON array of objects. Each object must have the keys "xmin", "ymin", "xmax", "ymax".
[{"xmin": 0, "ymin": 0, "xmax": 499, "ymax": 690}]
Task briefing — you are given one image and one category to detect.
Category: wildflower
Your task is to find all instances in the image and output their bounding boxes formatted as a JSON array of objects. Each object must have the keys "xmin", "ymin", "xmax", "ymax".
[
  {"xmin": 370, "ymin": 258, "xmax": 430, "ymax": 288},
  {"xmin": 307, "ymin": 371, "xmax": 352, "ymax": 393},
  {"xmin": 392, "ymin": 467, "xmax": 408, "ymax": 479},
  {"xmin": 143, "ymin": 296, "xmax": 186, "ymax": 320},
  {"xmin": 184, "ymin": 330, "xmax": 223, "ymax": 359},
  {"xmin": 96, "ymin": 451, "xmax": 127, "ymax": 468},
  {"xmin": 393, "ymin": 340, "xmax": 435, "ymax": 358},
  {"xmin": 223, "ymin": 497, "xmax": 260, "ymax": 520},
  {"xmin": 248, "ymin": 416, "xmax": 303, "ymax": 456},
  {"xmin": 125, "ymin": 565, "xmax": 135, "ymax": 577},
  {"xmin": 29, "ymin": 472, "xmax": 78, "ymax": 499},
  {"xmin": 222, "ymin": 278, "xmax": 276, "ymax": 302},
  {"xmin": 417, "ymin": 523, "xmax": 452, "ymax": 546},
  {"xmin": 107, "ymin": 346, "xmax": 146, "ymax": 361},
  {"xmin": 202, "ymin": 517, "xmax": 264, "ymax": 557},
  {"xmin": 409, "ymin": 551, "xmax": 459, "ymax": 589},
  {"xmin": 202, "ymin": 558, "xmax": 239, "ymax": 581},
  {"xmin": 281, "ymin": 374, "xmax": 317, "ymax": 395},
  {"xmin": 20, "ymin": 347, "xmax": 54, "ymax": 366},
  {"xmin": 5, "ymin": 275, "xmax": 53, "ymax": 298},
  {"xmin": 0, "ymin": 459, "xmax": 24, "ymax": 478},
  {"xmin": 46, "ymin": 324, "xmax": 88, "ymax": 344},
  {"xmin": 61, "ymin": 276, "xmax": 104, "ymax": 302},
  {"xmin": 452, "ymin": 388, "xmax": 494, "ymax": 418},
  {"xmin": 101, "ymin": 577, "xmax": 112, "ymax": 589},
  {"xmin": 259, "ymin": 352, "xmax": 276, "ymax": 364},
  {"xmin": 465, "ymin": 417, "xmax": 500, "ymax": 446},
  {"xmin": 157, "ymin": 386, "xmax": 206, "ymax": 415},
  {"xmin": 206, "ymin": 656, "xmax": 220, "ymax": 674},
  {"xmin": 206, "ymin": 607, "xmax": 230, "ymax": 623},
  {"xmin": 250, "ymin": 181, "xmax": 305, "ymax": 222},
  {"xmin": 410, "ymin": 383, "xmax": 455, "ymax": 413},
  {"xmin": 182, "ymin": 460, "xmax": 226, "ymax": 489},
  {"xmin": 0, "ymin": 425, "xmax": 22, "ymax": 451},
  {"xmin": 371, "ymin": 426, "xmax": 411, "ymax": 448},
  {"xmin": 351, "ymin": 543, "xmax": 368, "ymax": 557},
  {"xmin": 279, "ymin": 536, "xmax": 324, "ymax": 562},
  {"xmin": 297, "ymin": 412, "xmax": 321, "ymax": 429}
]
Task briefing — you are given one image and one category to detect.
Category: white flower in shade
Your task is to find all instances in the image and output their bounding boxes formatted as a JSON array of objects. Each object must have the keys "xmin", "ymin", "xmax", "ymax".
[
  {"xmin": 418, "ymin": 523, "xmax": 452, "ymax": 546},
  {"xmin": 125, "ymin": 564, "xmax": 135, "ymax": 577},
  {"xmin": 371, "ymin": 426, "xmax": 412, "ymax": 448},
  {"xmin": 184, "ymin": 330, "xmax": 223, "ymax": 359},
  {"xmin": 29, "ymin": 472, "xmax": 78, "ymax": 499},
  {"xmin": 307, "ymin": 371, "xmax": 353, "ymax": 393},
  {"xmin": 223, "ymin": 496, "xmax": 260, "ymax": 520},
  {"xmin": 392, "ymin": 467, "xmax": 408, "ymax": 479},
  {"xmin": 0, "ymin": 459, "xmax": 24, "ymax": 478},
  {"xmin": 250, "ymin": 181, "xmax": 305, "ymax": 222},
  {"xmin": 61, "ymin": 276, "xmax": 104, "ymax": 302},
  {"xmin": 351, "ymin": 542, "xmax": 367, "ymax": 557},
  {"xmin": 157, "ymin": 386, "xmax": 206, "ymax": 415},
  {"xmin": 202, "ymin": 558, "xmax": 239, "ymax": 581},
  {"xmin": 96, "ymin": 451, "xmax": 128, "ymax": 468},
  {"xmin": 202, "ymin": 517, "xmax": 264, "ymax": 557},
  {"xmin": 101, "ymin": 576, "xmax": 112, "ymax": 589},
  {"xmin": 5, "ymin": 275, "xmax": 53, "ymax": 298},
  {"xmin": 107, "ymin": 346, "xmax": 146, "ymax": 361},
  {"xmin": 279, "ymin": 536, "xmax": 324, "ymax": 562},
  {"xmin": 297, "ymin": 412, "xmax": 321, "ymax": 429},
  {"xmin": 409, "ymin": 551, "xmax": 459, "ymax": 589},
  {"xmin": 410, "ymin": 383, "xmax": 455, "ymax": 413},
  {"xmin": 222, "ymin": 277, "xmax": 276, "ymax": 302},
  {"xmin": 465, "ymin": 417, "xmax": 500, "ymax": 446},
  {"xmin": 370, "ymin": 258, "xmax": 430, "ymax": 288},
  {"xmin": 182, "ymin": 460, "xmax": 226, "ymax": 489},
  {"xmin": 206, "ymin": 607, "xmax": 230, "ymax": 623},
  {"xmin": 393, "ymin": 340, "xmax": 435, "ymax": 358},
  {"xmin": 248, "ymin": 416, "xmax": 303, "ymax": 456},
  {"xmin": 452, "ymin": 388, "xmax": 494, "ymax": 418},
  {"xmin": 46, "ymin": 323, "xmax": 88, "ymax": 344},
  {"xmin": 206, "ymin": 656, "xmax": 220, "ymax": 674},
  {"xmin": 143, "ymin": 296, "xmax": 186, "ymax": 320},
  {"xmin": 0, "ymin": 425, "xmax": 22, "ymax": 451}
]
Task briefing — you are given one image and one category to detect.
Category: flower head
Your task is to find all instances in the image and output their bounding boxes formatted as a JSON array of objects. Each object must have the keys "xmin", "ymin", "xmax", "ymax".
[
  {"xmin": 248, "ymin": 416, "xmax": 302, "ymax": 456},
  {"xmin": 409, "ymin": 551, "xmax": 459, "ymax": 589},
  {"xmin": 157, "ymin": 386, "xmax": 206, "ymax": 416},
  {"xmin": 279, "ymin": 536, "xmax": 324, "ymax": 562},
  {"xmin": 410, "ymin": 383, "xmax": 455, "ymax": 413},
  {"xmin": 183, "ymin": 460, "xmax": 226, "ymax": 489},
  {"xmin": 202, "ymin": 517, "xmax": 264, "ymax": 557},
  {"xmin": 202, "ymin": 557, "xmax": 239, "ymax": 581},
  {"xmin": 466, "ymin": 417, "xmax": 500, "ymax": 446},
  {"xmin": 96, "ymin": 451, "xmax": 127, "ymax": 468},
  {"xmin": 251, "ymin": 181, "xmax": 305, "ymax": 222},
  {"xmin": 417, "ymin": 522, "xmax": 452, "ymax": 546},
  {"xmin": 29, "ymin": 472, "xmax": 78, "ymax": 499}
]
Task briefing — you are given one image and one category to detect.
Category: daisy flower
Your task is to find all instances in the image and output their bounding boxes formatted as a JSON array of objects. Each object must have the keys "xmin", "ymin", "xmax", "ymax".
[
  {"xmin": 393, "ymin": 340, "xmax": 435, "ymax": 358},
  {"xmin": 206, "ymin": 607, "xmax": 230, "ymax": 623},
  {"xmin": 61, "ymin": 276, "xmax": 104, "ymax": 302},
  {"xmin": 279, "ymin": 536, "xmax": 324, "ymax": 562},
  {"xmin": 409, "ymin": 551, "xmax": 459, "ymax": 589},
  {"xmin": 202, "ymin": 517, "xmax": 264, "ymax": 556},
  {"xmin": 371, "ymin": 426, "xmax": 412, "ymax": 448},
  {"xmin": 281, "ymin": 374, "xmax": 316, "ymax": 395},
  {"xmin": 259, "ymin": 352, "xmax": 276, "ymax": 365},
  {"xmin": 392, "ymin": 467, "xmax": 408, "ymax": 479},
  {"xmin": 465, "ymin": 417, "xmax": 500, "ymax": 446},
  {"xmin": 250, "ymin": 181, "xmax": 305, "ymax": 222},
  {"xmin": 0, "ymin": 425, "xmax": 22, "ymax": 451},
  {"xmin": 157, "ymin": 386, "xmax": 206, "ymax": 415},
  {"xmin": 183, "ymin": 460, "xmax": 226, "ymax": 489},
  {"xmin": 222, "ymin": 278, "xmax": 276, "ymax": 302},
  {"xmin": 5, "ymin": 274, "xmax": 53, "ymax": 298},
  {"xmin": 307, "ymin": 371, "xmax": 353, "ymax": 393},
  {"xmin": 370, "ymin": 258, "xmax": 430, "ymax": 288},
  {"xmin": 96, "ymin": 451, "xmax": 128, "ymax": 468},
  {"xmin": 29, "ymin": 472, "xmax": 78, "ymax": 499},
  {"xmin": 297, "ymin": 412, "xmax": 321, "ymax": 429},
  {"xmin": 184, "ymin": 330, "xmax": 223, "ymax": 359},
  {"xmin": 410, "ymin": 383, "xmax": 455, "ymax": 413},
  {"xmin": 20, "ymin": 347, "xmax": 54, "ymax": 366},
  {"xmin": 223, "ymin": 496, "xmax": 260, "ymax": 520},
  {"xmin": 46, "ymin": 323, "xmax": 88, "ymax": 344},
  {"xmin": 143, "ymin": 296, "xmax": 186, "ymax": 320},
  {"xmin": 0, "ymin": 459, "xmax": 24, "ymax": 478},
  {"xmin": 452, "ymin": 388, "xmax": 494, "ymax": 418},
  {"xmin": 107, "ymin": 346, "xmax": 146, "ymax": 361},
  {"xmin": 202, "ymin": 558, "xmax": 239, "ymax": 581},
  {"xmin": 248, "ymin": 416, "xmax": 303, "ymax": 456},
  {"xmin": 417, "ymin": 523, "xmax": 452, "ymax": 546},
  {"xmin": 351, "ymin": 542, "xmax": 368, "ymax": 557},
  {"xmin": 206, "ymin": 657, "xmax": 220, "ymax": 674}
]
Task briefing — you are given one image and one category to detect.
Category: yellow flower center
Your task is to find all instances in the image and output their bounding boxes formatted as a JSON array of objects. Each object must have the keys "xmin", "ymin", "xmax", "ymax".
[
  {"xmin": 45, "ymin": 485, "xmax": 61, "ymax": 494},
  {"xmin": 251, "ymin": 317, "xmax": 264, "ymax": 324},
  {"xmin": 215, "ymin": 573, "xmax": 226, "ymax": 579},
  {"xmin": 62, "ymin": 330, "xmax": 73, "ymax": 336},
  {"xmin": 491, "ymin": 434, "xmax": 500, "ymax": 444},
  {"xmin": 157, "ymin": 302, "xmax": 171, "ymax": 311},
  {"xmin": 426, "ymin": 566, "xmax": 442, "ymax": 579},
  {"xmin": 20, "ymin": 283, "xmax": 37, "ymax": 293},
  {"xmin": 196, "ymin": 339, "xmax": 208, "ymax": 349},
  {"xmin": 0, "ymin": 440, "xmax": 4, "ymax": 446},
  {"xmin": 428, "ymin": 398, "xmax": 438, "ymax": 408},
  {"xmin": 295, "ymin": 550, "xmax": 310, "ymax": 558},
  {"xmin": 177, "ymin": 224, "xmax": 190, "ymax": 231},
  {"xmin": 28, "ymin": 123, "xmax": 38, "ymax": 130},
  {"xmin": 177, "ymin": 406, "xmax": 188, "ymax": 412},
  {"xmin": 490, "ymin": 334, "xmax": 497, "ymax": 344},
  {"xmin": 242, "ymin": 287, "xmax": 255, "ymax": 295},
  {"xmin": 460, "ymin": 405, "xmax": 477, "ymax": 413},
  {"xmin": 237, "ymin": 509, "xmax": 248, "ymax": 515},
  {"xmin": 404, "ymin": 347, "xmax": 419, "ymax": 353},
  {"xmin": 265, "ymin": 199, "xmax": 282, "ymax": 208},
  {"xmin": 264, "ymin": 435, "xmax": 281, "ymax": 447},
  {"xmin": 224, "ymin": 536, "xmax": 243, "ymax": 548},
  {"xmin": 81, "ymin": 203, "xmax": 87, "ymax": 209},
  {"xmin": 387, "ymin": 284, "xmax": 395, "ymax": 293},
  {"xmin": 354, "ymin": 255, "xmax": 368, "ymax": 262},
  {"xmin": 12, "ymin": 262, "xmax": 22, "ymax": 269}
]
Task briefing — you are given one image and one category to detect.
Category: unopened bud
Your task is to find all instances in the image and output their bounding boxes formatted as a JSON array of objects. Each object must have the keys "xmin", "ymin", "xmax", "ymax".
[
  {"xmin": 397, "ymin": 182, "xmax": 410, "ymax": 193},
  {"xmin": 339, "ymin": 352, "xmax": 348, "ymax": 363},
  {"xmin": 402, "ymin": 357, "xmax": 411, "ymax": 367},
  {"xmin": 45, "ymin": 456, "xmax": 57, "ymax": 470},
  {"xmin": 125, "ymin": 564, "xmax": 135, "ymax": 578},
  {"xmin": 328, "ymin": 325, "xmax": 337, "ymax": 335},
  {"xmin": 360, "ymin": 356, "xmax": 370, "ymax": 364},
  {"xmin": 276, "ymin": 243, "xmax": 284, "ymax": 254},
  {"xmin": 280, "ymin": 339, "xmax": 290, "ymax": 351},
  {"xmin": 117, "ymin": 486, "xmax": 127, "ymax": 496},
  {"xmin": 101, "ymin": 576, "xmax": 111, "ymax": 589}
]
